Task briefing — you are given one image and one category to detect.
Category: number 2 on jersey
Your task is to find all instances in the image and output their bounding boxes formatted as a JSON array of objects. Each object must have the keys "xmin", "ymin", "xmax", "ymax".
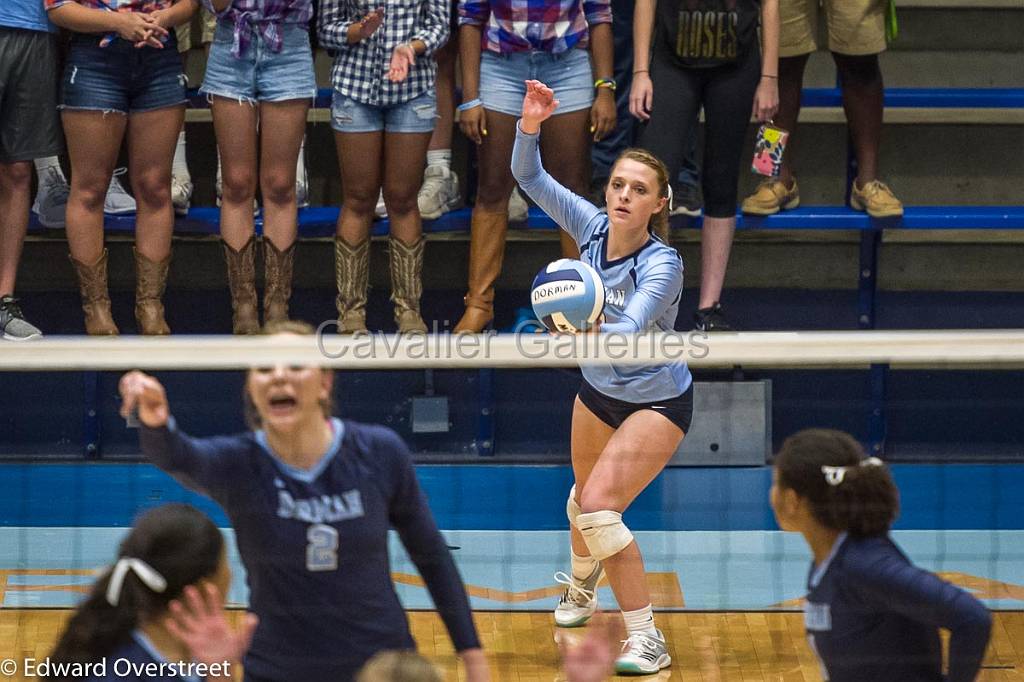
[{"xmin": 306, "ymin": 524, "xmax": 339, "ymax": 571}]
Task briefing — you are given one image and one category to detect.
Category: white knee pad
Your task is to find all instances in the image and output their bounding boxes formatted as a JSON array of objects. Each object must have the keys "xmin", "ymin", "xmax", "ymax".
[
  {"xmin": 566, "ymin": 485, "xmax": 582, "ymax": 528},
  {"xmin": 577, "ymin": 510, "xmax": 633, "ymax": 561}
]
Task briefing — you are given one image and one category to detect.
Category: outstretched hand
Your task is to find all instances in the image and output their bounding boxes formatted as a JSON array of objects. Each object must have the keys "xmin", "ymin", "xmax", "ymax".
[
  {"xmin": 119, "ymin": 370, "xmax": 170, "ymax": 428},
  {"xmin": 165, "ymin": 583, "xmax": 258, "ymax": 672},
  {"xmin": 519, "ymin": 80, "xmax": 559, "ymax": 134}
]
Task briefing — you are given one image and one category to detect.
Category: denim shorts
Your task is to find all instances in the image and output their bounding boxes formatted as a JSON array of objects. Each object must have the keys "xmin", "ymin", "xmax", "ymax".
[
  {"xmin": 61, "ymin": 33, "xmax": 186, "ymax": 114},
  {"xmin": 330, "ymin": 89, "xmax": 437, "ymax": 134},
  {"xmin": 201, "ymin": 21, "xmax": 316, "ymax": 103},
  {"xmin": 479, "ymin": 48, "xmax": 593, "ymax": 117}
]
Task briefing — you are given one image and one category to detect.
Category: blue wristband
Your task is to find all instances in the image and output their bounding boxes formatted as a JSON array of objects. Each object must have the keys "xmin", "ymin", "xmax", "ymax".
[{"xmin": 457, "ymin": 99, "xmax": 483, "ymax": 112}]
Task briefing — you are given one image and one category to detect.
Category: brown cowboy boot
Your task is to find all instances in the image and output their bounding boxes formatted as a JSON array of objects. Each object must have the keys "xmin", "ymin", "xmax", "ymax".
[
  {"xmin": 453, "ymin": 208, "xmax": 508, "ymax": 333},
  {"xmin": 334, "ymin": 237, "xmax": 369, "ymax": 334},
  {"xmin": 222, "ymin": 236, "xmax": 260, "ymax": 334},
  {"xmin": 70, "ymin": 249, "xmax": 119, "ymax": 336},
  {"xmin": 263, "ymin": 238, "xmax": 295, "ymax": 324},
  {"xmin": 134, "ymin": 248, "xmax": 171, "ymax": 335},
  {"xmin": 388, "ymin": 236, "xmax": 428, "ymax": 333}
]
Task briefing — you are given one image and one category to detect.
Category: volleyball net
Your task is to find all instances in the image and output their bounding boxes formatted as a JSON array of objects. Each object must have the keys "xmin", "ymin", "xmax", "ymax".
[{"xmin": 1, "ymin": 330, "xmax": 1022, "ymax": 613}]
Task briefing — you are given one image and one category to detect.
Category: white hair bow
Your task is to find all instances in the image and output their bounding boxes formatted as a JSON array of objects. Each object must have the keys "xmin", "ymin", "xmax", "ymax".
[
  {"xmin": 666, "ymin": 184, "xmax": 674, "ymax": 212},
  {"xmin": 821, "ymin": 457, "xmax": 884, "ymax": 486},
  {"xmin": 106, "ymin": 558, "xmax": 167, "ymax": 606}
]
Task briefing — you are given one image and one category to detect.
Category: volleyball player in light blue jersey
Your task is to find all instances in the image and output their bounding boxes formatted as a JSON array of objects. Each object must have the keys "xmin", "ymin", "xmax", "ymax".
[{"xmin": 514, "ymin": 80, "xmax": 692, "ymax": 675}]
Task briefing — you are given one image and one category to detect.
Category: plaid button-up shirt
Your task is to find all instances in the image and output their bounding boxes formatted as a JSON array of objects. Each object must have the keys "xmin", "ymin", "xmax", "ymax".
[
  {"xmin": 458, "ymin": 0, "xmax": 611, "ymax": 54},
  {"xmin": 201, "ymin": 0, "xmax": 313, "ymax": 59},
  {"xmin": 318, "ymin": 0, "xmax": 450, "ymax": 107}
]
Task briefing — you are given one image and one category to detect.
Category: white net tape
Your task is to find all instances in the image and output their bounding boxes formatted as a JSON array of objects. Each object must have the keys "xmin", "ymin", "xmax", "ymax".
[{"xmin": 4, "ymin": 330, "xmax": 1024, "ymax": 370}]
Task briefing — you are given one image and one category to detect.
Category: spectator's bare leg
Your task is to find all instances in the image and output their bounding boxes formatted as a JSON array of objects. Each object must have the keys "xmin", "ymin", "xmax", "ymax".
[
  {"xmin": 384, "ymin": 131, "xmax": 432, "ymax": 245},
  {"xmin": 474, "ymin": 110, "xmax": 519, "ymax": 212},
  {"xmin": 212, "ymin": 98, "xmax": 259, "ymax": 251},
  {"xmin": 833, "ymin": 52, "xmax": 883, "ymax": 186},
  {"xmin": 540, "ymin": 109, "xmax": 590, "ymax": 259},
  {"xmin": 335, "ymin": 131, "xmax": 384, "ymax": 244},
  {"xmin": 776, "ymin": 53, "xmax": 810, "ymax": 186},
  {"xmin": 699, "ymin": 216, "xmax": 735, "ymax": 310},
  {"xmin": 128, "ymin": 105, "xmax": 184, "ymax": 262},
  {"xmin": 0, "ymin": 161, "xmax": 32, "ymax": 296},
  {"xmin": 62, "ymin": 111, "xmax": 126, "ymax": 264},
  {"xmin": 429, "ymin": 36, "xmax": 457, "ymax": 155},
  {"xmin": 259, "ymin": 99, "xmax": 309, "ymax": 251}
]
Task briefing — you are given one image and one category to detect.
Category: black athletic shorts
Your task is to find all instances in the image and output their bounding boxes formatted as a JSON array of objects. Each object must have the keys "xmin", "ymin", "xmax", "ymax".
[
  {"xmin": 0, "ymin": 28, "xmax": 62, "ymax": 162},
  {"xmin": 578, "ymin": 380, "xmax": 694, "ymax": 433}
]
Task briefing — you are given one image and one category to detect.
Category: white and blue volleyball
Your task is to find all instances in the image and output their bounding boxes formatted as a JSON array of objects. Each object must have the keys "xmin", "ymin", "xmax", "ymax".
[{"xmin": 530, "ymin": 259, "xmax": 606, "ymax": 333}]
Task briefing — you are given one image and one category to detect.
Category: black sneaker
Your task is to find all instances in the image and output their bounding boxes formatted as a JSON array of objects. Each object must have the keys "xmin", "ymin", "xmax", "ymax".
[
  {"xmin": 670, "ymin": 183, "xmax": 702, "ymax": 217},
  {"xmin": 0, "ymin": 295, "xmax": 43, "ymax": 340},
  {"xmin": 694, "ymin": 303, "xmax": 733, "ymax": 332}
]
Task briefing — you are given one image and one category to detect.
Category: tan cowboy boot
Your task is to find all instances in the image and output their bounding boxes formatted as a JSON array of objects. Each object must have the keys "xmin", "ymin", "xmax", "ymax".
[
  {"xmin": 388, "ymin": 236, "xmax": 428, "ymax": 333},
  {"xmin": 134, "ymin": 247, "xmax": 171, "ymax": 335},
  {"xmin": 222, "ymin": 236, "xmax": 260, "ymax": 334},
  {"xmin": 70, "ymin": 249, "xmax": 119, "ymax": 336},
  {"xmin": 334, "ymin": 237, "xmax": 369, "ymax": 334},
  {"xmin": 453, "ymin": 208, "xmax": 508, "ymax": 333},
  {"xmin": 263, "ymin": 238, "xmax": 295, "ymax": 324}
]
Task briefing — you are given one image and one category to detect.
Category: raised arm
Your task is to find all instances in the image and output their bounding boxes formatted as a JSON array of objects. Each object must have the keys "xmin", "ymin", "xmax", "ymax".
[
  {"xmin": 851, "ymin": 553, "xmax": 992, "ymax": 682},
  {"xmin": 120, "ymin": 371, "xmax": 239, "ymax": 497},
  {"xmin": 512, "ymin": 81, "xmax": 603, "ymax": 244}
]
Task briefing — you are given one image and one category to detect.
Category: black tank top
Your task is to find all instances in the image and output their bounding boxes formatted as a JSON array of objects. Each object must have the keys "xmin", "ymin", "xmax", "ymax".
[{"xmin": 653, "ymin": 0, "xmax": 761, "ymax": 69}]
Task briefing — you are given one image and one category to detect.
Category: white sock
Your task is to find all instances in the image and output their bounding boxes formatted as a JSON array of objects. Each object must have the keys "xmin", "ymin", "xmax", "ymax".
[
  {"xmin": 622, "ymin": 604, "xmax": 657, "ymax": 637},
  {"xmin": 173, "ymin": 131, "xmax": 190, "ymax": 180},
  {"xmin": 570, "ymin": 551, "xmax": 598, "ymax": 582},
  {"xmin": 426, "ymin": 149, "xmax": 451, "ymax": 170},
  {"xmin": 34, "ymin": 157, "xmax": 65, "ymax": 185}
]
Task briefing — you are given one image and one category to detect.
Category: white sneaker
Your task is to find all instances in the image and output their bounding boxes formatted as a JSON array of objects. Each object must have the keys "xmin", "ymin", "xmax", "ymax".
[
  {"xmin": 296, "ymin": 157, "xmax": 310, "ymax": 209},
  {"xmin": 553, "ymin": 567, "xmax": 603, "ymax": 628},
  {"xmin": 375, "ymin": 189, "xmax": 387, "ymax": 219},
  {"xmin": 171, "ymin": 175, "xmax": 193, "ymax": 216},
  {"xmin": 104, "ymin": 168, "xmax": 136, "ymax": 215},
  {"xmin": 417, "ymin": 165, "xmax": 460, "ymax": 220},
  {"xmin": 615, "ymin": 629, "xmax": 671, "ymax": 675},
  {"xmin": 32, "ymin": 166, "xmax": 70, "ymax": 228},
  {"xmin": 508, "ymin": 185, "xmax": 529, "ymax": 223}
]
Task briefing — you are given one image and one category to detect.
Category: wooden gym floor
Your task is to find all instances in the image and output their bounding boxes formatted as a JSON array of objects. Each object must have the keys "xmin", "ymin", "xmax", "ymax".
[{"xmin": 2, "ymin": 609, "xmax": 1021, "ymax": 681}]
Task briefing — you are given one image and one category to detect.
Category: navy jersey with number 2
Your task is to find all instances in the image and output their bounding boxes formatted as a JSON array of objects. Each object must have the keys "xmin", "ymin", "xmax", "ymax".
[
  {"xmin": 805, "ymin": 533, "xmax": 991, "ymax": 682},
  {"xmin": 140, "ymin": 417, "xmax": 479, "ymax": 682}
]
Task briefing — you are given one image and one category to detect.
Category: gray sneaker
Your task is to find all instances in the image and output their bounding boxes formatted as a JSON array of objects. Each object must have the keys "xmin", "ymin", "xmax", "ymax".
[
  {"xmin": 553, "ymin": 565, "xmax": 603, "ymax": 627},
  {"xmin": 104, "ymin": 168, "xmax": 137, "ymax": 215},
  {"xmin": 0, "ymin": 296, "xmax": 42, "ymax": 340},
  {"xmin": 32, "ymin": 166, "xmax": 70, "ymax": 228}
]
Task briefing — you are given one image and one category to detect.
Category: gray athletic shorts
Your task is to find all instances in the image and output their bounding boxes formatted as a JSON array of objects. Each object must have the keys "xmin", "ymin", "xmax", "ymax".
[{"xmin": 0, "ymin": 27, "xmax": 62, "ymax": 162}]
